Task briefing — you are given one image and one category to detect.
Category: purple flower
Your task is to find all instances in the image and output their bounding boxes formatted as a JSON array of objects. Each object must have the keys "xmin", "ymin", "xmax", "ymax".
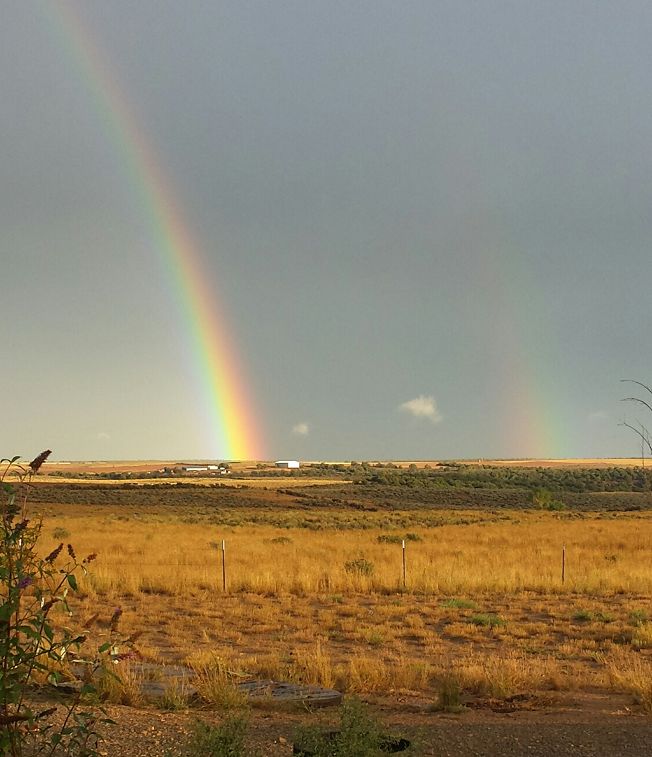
[{"xmin": 17, "ymin": 576, "xmax": 33, "ymax": 590}]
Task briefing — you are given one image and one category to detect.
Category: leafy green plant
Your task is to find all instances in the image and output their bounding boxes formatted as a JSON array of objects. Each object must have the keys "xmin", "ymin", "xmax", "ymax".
[
  {"xmin": 294, "ymin": 697, "xmax": 410, "ymax": 756},
  {"xmin": 187, "ymin": 715, "xmax": 253, "ymax": 756},
  {"xmin": 294, "ymin": 698, "xmax": 381, "ymax": 756},
  {"xmin": 0, "ymin": 452, "xmax": 115, "ymax": 756}
]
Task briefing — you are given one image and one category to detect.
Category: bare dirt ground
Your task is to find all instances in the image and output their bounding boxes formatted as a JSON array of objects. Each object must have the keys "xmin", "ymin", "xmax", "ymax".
[{"xmin": 82, "ymin": 691, "xmax": 652, "ymax": 756}]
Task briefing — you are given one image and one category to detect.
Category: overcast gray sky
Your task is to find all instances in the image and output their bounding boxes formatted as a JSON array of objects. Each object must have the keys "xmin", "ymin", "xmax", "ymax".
[{"xmin": 3, "ymin": 1, "xmax": 652, "ymax": 461}]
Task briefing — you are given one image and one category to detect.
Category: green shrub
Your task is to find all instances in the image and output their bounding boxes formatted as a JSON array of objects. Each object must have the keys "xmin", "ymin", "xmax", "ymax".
[
  {"xmin": 294, "ymin": 698, "xmax": 390, "ymax": 756},
  {"xmin": 532, "ymin": 489, "xmax": 565, "ymax": 511},
  {"xmin": 187, "ymin": 715, "xmax": 253, "ymax": 757},
  {"xmin": 377, "ymin": 533, "xmax": 422, "ymax": 545},
  {"xmin": 376, "ymin": 534, "xmax": 403, "ymax": 545},
  {"xmin": 344, "ymin": 557, "xmax": 375, "ymax": 577}
]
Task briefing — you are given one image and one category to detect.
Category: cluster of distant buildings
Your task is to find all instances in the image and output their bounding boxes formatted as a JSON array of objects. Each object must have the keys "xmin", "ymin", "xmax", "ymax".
[
  {"xmin": 153, "ymin": 463, "xmax": 231, "ymax": 476},
  {"xmin": 165, "ymin": 460, "xmax": 301, "ymax": 476},
  {"xmin": 181, "ymin": 463, "xmax": 230, "ymax": 474}
]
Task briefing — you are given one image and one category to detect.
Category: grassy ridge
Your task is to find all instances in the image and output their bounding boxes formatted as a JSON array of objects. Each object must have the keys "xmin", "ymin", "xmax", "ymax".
[{"xmin": 31, "ymin": 480, "xmax": 652, "ymax": 514}]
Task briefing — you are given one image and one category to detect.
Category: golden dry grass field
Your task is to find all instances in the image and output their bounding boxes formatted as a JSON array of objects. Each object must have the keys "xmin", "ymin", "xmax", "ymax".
[{"xmin": 31, "ymin": 477, "xmax": 652, "ymax": 717}]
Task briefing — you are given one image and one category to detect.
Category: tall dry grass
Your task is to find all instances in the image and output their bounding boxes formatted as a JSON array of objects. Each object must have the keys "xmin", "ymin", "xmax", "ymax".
[
  {"xmin": 603, "ymin": 648, "xmax": 652, "ymax": 712},
  {"xmin": 34, "ymin": 508, "xmax": 652, "ymax": 705},
  {"xmin": 38, "ymin": 512, "xmax": 652, "ymax": 598}
]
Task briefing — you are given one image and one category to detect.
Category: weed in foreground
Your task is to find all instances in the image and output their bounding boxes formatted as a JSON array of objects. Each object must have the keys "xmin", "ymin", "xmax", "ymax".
[
  {"xmin": 604, "ymin": 649, "xmax": 652, "ymax": 712},
  {"xmin": 0, "ymin": 452, "xmax": 119, "ymax": 756},
  {"xmin": 294, "ymin": 697, "xmax": 410, "ymax": 756},
  {"xmin": 289, "ymin": 642, "xmax": 335, "ymax": 689},
  {"xmin": 160, "ymin": 679, "xmax": 192, "ymax": 711},
  {"xmin": 186, "ymin": 715, "xmax": 255, "ymax": 757},
  {"xmin": 435, "ymin": 651, "xmax": 561, "ymax": 701},
  {"xmin": 189, "ymin": 653, "xmax": 249, "ymax": 710},
  {"xmin": 95, "ymin": 662, "xmax": 144, "ymax": 707},
  {"xmin": 433, "ymin": 672, "xmax": 464, "ymax": 712}
]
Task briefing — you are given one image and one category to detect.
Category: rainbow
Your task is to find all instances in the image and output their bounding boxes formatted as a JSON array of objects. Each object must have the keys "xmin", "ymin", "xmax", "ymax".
[
  {"xmin": 458, "ymin": 205, "xmax": 564, "ymax": 459},
  {"xmin": 46, "ymin": 1, "xmax": 266, "ymax": 460}
]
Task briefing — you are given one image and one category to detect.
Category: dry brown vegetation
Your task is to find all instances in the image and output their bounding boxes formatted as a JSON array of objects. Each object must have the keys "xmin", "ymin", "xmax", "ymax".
[{"xmin": 33, "ymin": 479, "xmax": 652, "ymax": 718}]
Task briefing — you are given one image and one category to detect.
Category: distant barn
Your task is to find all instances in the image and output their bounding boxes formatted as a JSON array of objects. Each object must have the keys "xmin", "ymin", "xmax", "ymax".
[
  {"xmin": 275, "ymin": 460, "xmax": 300, "ymax": 469},
  {"xmin": 180, "ymin": 464, "xmax": 229, "ymax": 474}
]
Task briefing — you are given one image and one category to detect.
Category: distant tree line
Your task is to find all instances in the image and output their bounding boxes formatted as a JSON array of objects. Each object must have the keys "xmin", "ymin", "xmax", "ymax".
[{"xmin": 353, "ymin": 465, "xmax": 652, "ymax": 493}]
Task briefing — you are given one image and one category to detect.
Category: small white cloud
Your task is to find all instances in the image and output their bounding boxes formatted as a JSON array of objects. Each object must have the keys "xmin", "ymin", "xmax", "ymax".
[
  {"xmin": 399, "ymin": 395, "xmax": 442, "ymax": 423},
  {"xmin": 96, "ymin": 432, "xmax": 111, "ymax": 440},
  {"xmin": 292, "ymin": 422, "xmax": 309, "ymax": 436},
  {"xmin": 588, "ymin": 411, "xmax": 608, "ymax": 422}
]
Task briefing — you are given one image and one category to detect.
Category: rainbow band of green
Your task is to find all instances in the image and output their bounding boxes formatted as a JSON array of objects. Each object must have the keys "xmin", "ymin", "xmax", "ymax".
[
  {"xmin": 48, "ymin": 1, "xmax": 265, "ymax": 460},
  {"xmin": 455, "ymin": 196, "xmax": 562, "ymax": 458}
]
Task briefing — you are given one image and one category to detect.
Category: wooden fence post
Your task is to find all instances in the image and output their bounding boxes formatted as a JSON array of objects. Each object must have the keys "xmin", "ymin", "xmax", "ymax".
[
  {"xmin": 561, "ymin": 544, "xmax": 566, "ymax": 585},
  {"xmin": 221, "ymin": 539, "xmax": 227, "ymax": 592},
  {"xmin": 402, "ymin": 539, "xmax": 406, "ymax": 588}
]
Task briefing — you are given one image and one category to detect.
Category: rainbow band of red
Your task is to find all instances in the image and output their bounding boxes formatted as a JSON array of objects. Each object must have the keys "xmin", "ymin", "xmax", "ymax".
[{"xmin": 48, "ymin": 1, "xmax": 265, "ymax": 460}]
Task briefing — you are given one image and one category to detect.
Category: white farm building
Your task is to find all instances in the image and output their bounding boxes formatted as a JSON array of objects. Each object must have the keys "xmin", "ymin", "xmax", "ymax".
[{"xmin": 275, "ymin": 460, "xmax": 300, "ymax": 469}]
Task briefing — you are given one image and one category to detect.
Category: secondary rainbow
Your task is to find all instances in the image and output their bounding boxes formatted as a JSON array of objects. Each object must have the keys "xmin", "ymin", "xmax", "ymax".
[
  {"xmin": 462, "ymin": 228, "xmax": 562, "ymax": 458},
  {"xmin": 47, "ymin": 1, "xmax": 265, "ymax": 459},
  {"xmin": 450, "ymin": 160, "xmax": 564, "ymax": 459}
]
